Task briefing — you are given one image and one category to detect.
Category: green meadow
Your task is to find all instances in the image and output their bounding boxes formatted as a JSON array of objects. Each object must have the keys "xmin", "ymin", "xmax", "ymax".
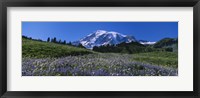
[{"xmin": 22, "ymin": 38, "xmax": 178, "ymax": 76}]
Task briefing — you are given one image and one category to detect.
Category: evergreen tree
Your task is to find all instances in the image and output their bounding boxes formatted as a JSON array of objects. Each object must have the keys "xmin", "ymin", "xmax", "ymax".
[
  {"xmin": 67, "ymin": 42, "xmax": 72, "ymax": 46},
  {"xmin": 47, "ymin": 37, "xmax": 50, "ymax": 42},
  {"xmin": 63, "ymin": 40, "xmax": 66, "ymax": 44},
  {"xmin": 22, "ymin": 35, "xmax": 28, "ymax": 39},
  {"xmin": 93, "ymin": 46, "xmax": 98, "ymax": 51},
  {"xmin": 53, "ymin": 37, "xmax": 57, "ymax": 43},
  {"xmin": 78, "ymin": 44, "xmax": 85, "ymax": 48}
]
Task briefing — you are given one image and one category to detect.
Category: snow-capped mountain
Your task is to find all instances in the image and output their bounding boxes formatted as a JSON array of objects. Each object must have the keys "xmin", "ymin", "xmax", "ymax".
[
  {"xmin": 73, "ymin": 30, "xmax": 137, "ymax": 49},
  {"xmin": 139, "ymin": 40, "xmax": 156, "ymax": 45}
]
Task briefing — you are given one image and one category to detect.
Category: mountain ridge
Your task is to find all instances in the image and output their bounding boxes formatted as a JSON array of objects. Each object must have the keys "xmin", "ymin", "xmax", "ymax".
[{"xmin": 73, "ymin": 30, "xmax": 156, "ymax": 49}]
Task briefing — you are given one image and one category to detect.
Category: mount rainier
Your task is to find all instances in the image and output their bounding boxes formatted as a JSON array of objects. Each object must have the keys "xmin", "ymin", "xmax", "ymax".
[{"xmin": 72, "ymin": 30, "xmax": 155, "ymax": 49}]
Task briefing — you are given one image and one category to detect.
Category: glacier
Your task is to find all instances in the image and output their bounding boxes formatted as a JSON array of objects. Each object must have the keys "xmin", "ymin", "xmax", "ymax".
[{"xmin": 72, "ymin": 30, "xmax": 155, "ymax": 49}]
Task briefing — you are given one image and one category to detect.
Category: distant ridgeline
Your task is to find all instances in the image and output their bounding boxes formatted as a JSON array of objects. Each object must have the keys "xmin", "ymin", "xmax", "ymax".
[
  {"xmin": 92, "ymin": 38, "xmax": 178, "ymax": 54},
  {"xmin": 153, "ymin": 38, "xmax": 178, "ymax": 52}
]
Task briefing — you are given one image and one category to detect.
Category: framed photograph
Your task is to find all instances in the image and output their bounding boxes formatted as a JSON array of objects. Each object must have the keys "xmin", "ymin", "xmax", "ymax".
[{"xmin": 0, "ymin": 0, "xmax": 199, "ymax": 98}]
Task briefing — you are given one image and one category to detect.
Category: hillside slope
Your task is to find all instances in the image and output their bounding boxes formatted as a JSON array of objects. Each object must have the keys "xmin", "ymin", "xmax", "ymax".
[
  {"xmin": 153, "ymin": 38, "xmax": 178, "ymax": 52},
  {"xmin": 22, "ymin": 38, "xmax": 93, "ymax": 58}
]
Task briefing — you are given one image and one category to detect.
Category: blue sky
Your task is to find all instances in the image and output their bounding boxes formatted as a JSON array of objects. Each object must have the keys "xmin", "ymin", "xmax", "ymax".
[{"xmin": 22, "ymin": 22, "xmax": 178, "ymax": 42}]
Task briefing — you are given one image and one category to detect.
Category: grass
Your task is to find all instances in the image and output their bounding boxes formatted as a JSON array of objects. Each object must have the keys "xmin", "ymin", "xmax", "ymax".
[
  {"xmin": 22, "ymin": 38, "xmax": 93, "ymax": 58},
  {"xmin": 22, "ymin": 38, "xmax": 178, "ymax": 76},
  {"xmin": 132, "ymin": 52, "xmax": 178, "ymax": 68}
]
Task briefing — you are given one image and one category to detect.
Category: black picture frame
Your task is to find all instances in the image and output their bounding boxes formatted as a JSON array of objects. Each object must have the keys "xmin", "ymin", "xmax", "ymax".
[{"xmin": 0, "ymin": 0, "xmax": 200, "ymax": 98}]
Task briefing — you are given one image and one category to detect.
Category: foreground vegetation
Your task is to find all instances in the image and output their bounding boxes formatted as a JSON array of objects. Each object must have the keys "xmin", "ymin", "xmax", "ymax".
[
  {"xmin": 22, "ymin": 53, "xmax": 177, "ymax": 76},
  {"xmin": 22, "ymin": 37, "xmax": 178, "ymax": 76},
  {"xmin": 132, "ymin": 52, "xmax": 178, "ymax": 68}
]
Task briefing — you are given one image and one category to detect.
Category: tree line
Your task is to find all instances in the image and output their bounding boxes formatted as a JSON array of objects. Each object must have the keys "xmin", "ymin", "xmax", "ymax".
[
  {"xmin": 46, "ymin": 37, "xmax": 67, "ymax": 44},
  {"xmin": 46, "ymin": 37, "xmax": 85, "ymax": 48},
  {"xmin": 93, "ymin": 42, "xmax": 155, "ymax": 54},
  {"xmin": 22, "ymin": 35, "xmax": 86, "ymax": 49},
  {"xmin": 92, "ymin": 41, "xmax": 175, "ymax": 54}
]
